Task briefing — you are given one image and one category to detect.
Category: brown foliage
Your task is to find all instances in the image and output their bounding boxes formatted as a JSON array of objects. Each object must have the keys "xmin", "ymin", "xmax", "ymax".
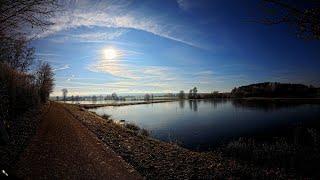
[
  {"xmin": 0, "ymin": 0, "xmax": 58, "ymax": 144},
  {"xmin": 0, "ymin": 63, "xmax": 40, "ymax": 118},
  {"xmin": 36, "ymin": 62, "xmax": 54, "ymax": 103}
]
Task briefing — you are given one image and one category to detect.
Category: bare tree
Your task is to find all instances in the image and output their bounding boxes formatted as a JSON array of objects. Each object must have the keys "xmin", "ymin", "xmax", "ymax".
[
  {"xmin": 92, "ymin": 95, "xmax": 97, "ymax": 102},
  {"xmin": 111, "ymin": 92, "xmax": 118, "ymax": 100},
  {"xmin": 178, "ymin": 90, "xmax": 185, "ymax": 99},
  {"xmin": 0, "ymin": 36, "xmax": 35, "ymax": 72},
  {"xmin": 193, "ymin": 87, "xmax": 198, "ymax": 99},
  {"xmin": 144, "ymin": 94, "xmax": 151, "ymax": 101},
  {"xmin": 0, "ymin": 0, "xmax": 60, "ymax": 71},
  {"xmin": 261, "ymin": 0, "xmax": 320, "ymax": 40},
  {"xmin": 62, "ymin": 88, "xmax": 68, "ymax": 102},
  {"xmin": 188, "ymin": 89, "xmax": 193, "ymax": 99},
  {"xmin": 0, "ymin": 0, "xmax": 59, "ymax": 37},
  {"xmin": 36, "ymin": 62, "xmax": 54, "ymax": 103},
  {"xmin": 0, "ymin": 0, "xmax": 60, "ymax": 144}
]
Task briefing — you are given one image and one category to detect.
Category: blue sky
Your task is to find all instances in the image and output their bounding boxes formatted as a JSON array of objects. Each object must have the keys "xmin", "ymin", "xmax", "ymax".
[{"xmin": 31, "ymin": 0, "xmax": 320, "ymax": 96}]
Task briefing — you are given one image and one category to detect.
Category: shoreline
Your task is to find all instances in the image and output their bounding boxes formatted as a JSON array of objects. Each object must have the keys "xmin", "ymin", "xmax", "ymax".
[
  {"xmin": 66, "ymin": 98, "xmax": 320, "ymax": 109},
  {"xmin": 77, "ymin": 100, "xmax": 178, "ymax": 109},
  {"xmin": 62, "ymin": 103, "xmax": 297, "ymax": 179}
]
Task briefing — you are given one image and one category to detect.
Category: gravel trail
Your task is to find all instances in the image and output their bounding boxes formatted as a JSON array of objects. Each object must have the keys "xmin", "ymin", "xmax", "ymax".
[{"xmin": 14, "ymin": 102, "xmax": 142, "ymax": 179}]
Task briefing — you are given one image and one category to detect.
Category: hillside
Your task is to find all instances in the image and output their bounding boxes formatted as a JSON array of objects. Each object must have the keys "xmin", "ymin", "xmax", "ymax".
[{"xmin": 231, "ymin": 82, "xmax": 319, "ymax": 98}]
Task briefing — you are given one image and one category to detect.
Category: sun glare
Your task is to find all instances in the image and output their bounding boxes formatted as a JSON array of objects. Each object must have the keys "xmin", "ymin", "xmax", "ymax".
[{"xmin": 102, "ymin": 47, "xmax": 118, "ymax": 59}]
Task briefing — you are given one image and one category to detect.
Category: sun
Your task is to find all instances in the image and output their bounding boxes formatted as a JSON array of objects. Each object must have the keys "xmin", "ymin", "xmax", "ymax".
[{"xmin": 102, "ymin": 47, "xmax": 118, "ymax": 59}]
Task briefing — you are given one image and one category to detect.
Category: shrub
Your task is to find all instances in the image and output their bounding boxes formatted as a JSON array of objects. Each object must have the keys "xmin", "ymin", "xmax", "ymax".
[
  {"xmin": 140, "ymin": 129, "xmax": 150, "ymax": 136},
  {"xmin": 125, "ymin": 123, "xmax": 140, "ymax": 131},
  {"xmin": 101, "ymin": 114, "xmax": 111, "ymax": 120}
]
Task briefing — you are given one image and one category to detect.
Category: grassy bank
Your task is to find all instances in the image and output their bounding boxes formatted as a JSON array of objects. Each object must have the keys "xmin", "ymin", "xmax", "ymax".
[
  {"xmin": 219, "ymin": 123, "xmax": 320, "ymax": 178},
  {"xmin": 62, "ymin": 103, "xmax": 306, "ymax": 179}
]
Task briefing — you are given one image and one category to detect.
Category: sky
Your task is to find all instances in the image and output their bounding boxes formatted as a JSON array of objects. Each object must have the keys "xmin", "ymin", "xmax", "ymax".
[{"xmin": 31, "ymin": 0, "xmax": 320, "ymax": 96}]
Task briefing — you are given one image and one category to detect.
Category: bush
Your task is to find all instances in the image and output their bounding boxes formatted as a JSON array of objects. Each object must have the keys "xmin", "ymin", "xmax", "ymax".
[
  {"xmin": 125, "ymin": 123, "xmax": 140, "ymax": 131},
  {"xmin": 0, "ymin": 63, "xmax": 40, "ymax": 118},
  {"xmin": 140, "ymin": 129, "xmax": 150, "ymax": 136},
  {"xmin": 101, "ymin": 114, "xmax": 111, "ymax": 120}
]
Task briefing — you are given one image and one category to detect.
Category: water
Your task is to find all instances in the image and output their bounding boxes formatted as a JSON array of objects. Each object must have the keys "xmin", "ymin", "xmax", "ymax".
[{"xmin": 89, "ymin": 99, "xmax": 320, "ymax": 151}]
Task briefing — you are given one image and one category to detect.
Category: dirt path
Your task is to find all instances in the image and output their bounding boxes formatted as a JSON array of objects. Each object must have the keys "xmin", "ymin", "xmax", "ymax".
[{"xmin": 14, "ymin": 102, "xmax": 142, "ymax": 179}]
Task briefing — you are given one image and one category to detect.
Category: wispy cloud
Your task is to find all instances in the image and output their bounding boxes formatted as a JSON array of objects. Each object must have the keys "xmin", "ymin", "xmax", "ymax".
[
  {"xmin": 50, "ymin": 29, "xmax": 128, "ymax": 43},
  {"xmin": 87, "ymin": 47, "xmax": 177, "ymax": 80},
  {"xmin": 85, "ymin": 47, "xmax": 233, "ymax": 93},
  {"xmin": 36, "ymin": 53, "xmax": 61, "ymax": 57},
  {"xmin": 53, "ymin": 64, "xmax": 70, "ymax": 71},
  {"xmin": 194, "ymin": 70, "xmax": 214, "ymax": 76},
  {"xmin": 32, "ymin": 0, "xmax": 201, "ymax": 48},
  {"xmin": 73, "ymin": 31, "xmax": 126, "ymax": 41},
  {"xmin": 177, "ymin": 0, "xmax": 190, "ymax": 11}
]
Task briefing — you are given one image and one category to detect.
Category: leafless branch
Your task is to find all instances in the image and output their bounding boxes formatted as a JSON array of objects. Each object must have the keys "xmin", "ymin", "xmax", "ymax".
[
  {"xmin": 261, "ymin": 0, "xmax": 320, "ymax": 40},
  {"xmin": 0, "ymin": 0, "xmax": 60, "ymax": 38}
]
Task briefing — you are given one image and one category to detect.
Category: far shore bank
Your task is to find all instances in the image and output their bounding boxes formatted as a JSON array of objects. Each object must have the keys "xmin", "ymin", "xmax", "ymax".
[
  {"xmin": 77, "ymin": 100, "xmax": 178, "ymax": 109},
  {"xmin": 65, "ymin": 97, "xmax": 320, "ymax": 109}
]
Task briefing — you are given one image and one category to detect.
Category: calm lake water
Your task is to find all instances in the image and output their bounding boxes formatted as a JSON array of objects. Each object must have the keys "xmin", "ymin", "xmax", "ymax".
[{"xmin": 89, "ymin": 99, "xmax": 320, "ymax": 151}]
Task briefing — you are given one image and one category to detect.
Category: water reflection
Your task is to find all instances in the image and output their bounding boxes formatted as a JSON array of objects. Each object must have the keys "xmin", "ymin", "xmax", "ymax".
[
  {"xmin": 231, "ymin": 99, "xmax": 314, "ymax": 112},
  {"xmin": 203, "ymin": 98, "xmax": 228, "ymax": 109},
  {"xmin": 178, "ymin": 100, "xmax": 185, "ymax": 109},
  {"xmin": 183, "ymin": 99, "xmax": 230, "ymax": 111},
  {"xmin": 89, "ymin": 99, "xmax": 320, "ymax": 151},
  {"xmin": 187, "ymin": 100, "xmax": 198, "ymax": 112}
]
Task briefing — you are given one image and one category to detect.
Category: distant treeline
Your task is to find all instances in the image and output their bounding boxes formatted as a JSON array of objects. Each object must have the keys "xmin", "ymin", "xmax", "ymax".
[
  {"xmin": 230, "ymin": 82, "xmax": 320, "ymax": 98},
  {"xmin": 57, "ymin": 82, "xmax": 320, "ymax": 102},
  {"xmin": 181, "ymin": 83, "xmax": 319, "ymax": 99}
]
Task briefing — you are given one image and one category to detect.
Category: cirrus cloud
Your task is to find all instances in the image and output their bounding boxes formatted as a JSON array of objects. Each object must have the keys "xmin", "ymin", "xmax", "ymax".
[{"xmin": 32, "ymin": 0, "xmax": 202, "ymax": 48}]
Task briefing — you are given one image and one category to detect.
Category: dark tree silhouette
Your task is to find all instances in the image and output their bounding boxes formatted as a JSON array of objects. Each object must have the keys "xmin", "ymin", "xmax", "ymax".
[
  {"xmin": 188, "ymin": 89, "xmax": 193, "ymax": 99},
  {"xmin": 144, "ymin": 94, "xmax": 151, "ymax": 101},
  {"xmin": 178, "ymin": 90, "xmax": 185, "ymax": 99},
  {"xmin": 261, "ymin": 0, "xmax": 320, "ymax": 40},
  {"xmin": 0, "ymin": 0, "xmax": 59, "ymax": 37},
  {"xmin": 0, "ymin": 36, "xmax": 35, "ymax": 72},
  {"xmin": 0, "ymin": 0, "xmax": 59, "ymax": 145},
  {"xmin": 92, "ymin": 95, "xmax": 97, "ymax": 102},
  {"xmin": 62, "ymin": 88, "xmax": 68, "ymax": 102},
  {"xmin": 111, "ymin": 92, "xmax": 118, "ymax": 100},
  {"xmin": 37, "ymin": 62, "xmax": 54, "ymax": 103},
  {"xmin": 231, "ymin": 82, "xmax": 318, "ymax": 98},
  {"xmin": 193, "ymin": 87, "xmax": 198, "ymax": 98}
]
